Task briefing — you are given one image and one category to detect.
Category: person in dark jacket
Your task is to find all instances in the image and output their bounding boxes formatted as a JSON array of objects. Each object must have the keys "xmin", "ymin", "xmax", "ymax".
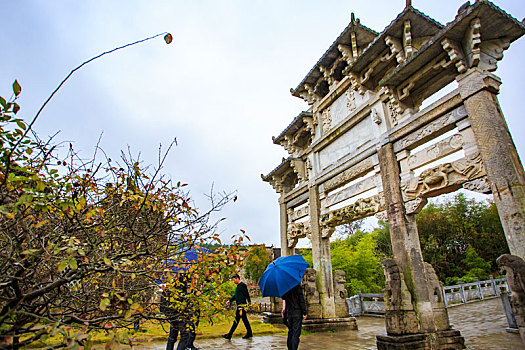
[
  {"xmin": 160, "ymin": 274, "xmax": 199, "ymax": 350},
  {"xmin": 222, "ymin": 274, "xmax": 253, "ymax": 339},
  {"xmin": 282, "ymin": 284, "xmax": 307, "ymax": 350},
  {"xmin": 159, "ymin": 283, "xmax": 180, "ymax": 350}
]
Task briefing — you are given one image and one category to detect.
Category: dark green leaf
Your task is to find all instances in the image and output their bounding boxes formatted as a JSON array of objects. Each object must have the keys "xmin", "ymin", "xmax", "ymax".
[{"xmin": 13, "ymin": 80, "xmax": 21, "ymax": 96}]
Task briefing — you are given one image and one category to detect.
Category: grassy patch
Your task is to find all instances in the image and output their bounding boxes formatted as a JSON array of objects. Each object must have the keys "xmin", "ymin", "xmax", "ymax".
[{"xmin": 29, "ymin": 314, "xmax": 287, "ymax": 348}]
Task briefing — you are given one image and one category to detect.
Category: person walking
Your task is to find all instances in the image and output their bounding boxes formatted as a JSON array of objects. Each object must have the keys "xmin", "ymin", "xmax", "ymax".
[
  {"xmin": 160, "ymin": 274, "xmax": 200, "ymax": 350},
  {"xmin": 159, "ymin": 283, "xmax": 180, "ymax": 350},
  {"xmin": 282, "ymin": 284, "xmax": 307, "ymax": 350},
  {"xmin": 222, "ymin": 274, "xmax": 253, "ymax": 340}
]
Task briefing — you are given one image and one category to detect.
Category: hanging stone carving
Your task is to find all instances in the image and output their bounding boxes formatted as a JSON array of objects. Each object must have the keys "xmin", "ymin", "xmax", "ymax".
[
  {"xmin": 462, "ymin": 176, "xmax": 491, "ymax": 194},
  {"xmin": 287, "ymin": 221, "xmax": 310, "ymax": 248}
]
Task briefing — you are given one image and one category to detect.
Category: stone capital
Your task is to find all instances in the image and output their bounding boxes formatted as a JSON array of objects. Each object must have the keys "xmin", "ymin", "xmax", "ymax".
[{"xmin": 456, "ymin": 68, "xmax": 502, "ymax": 100}]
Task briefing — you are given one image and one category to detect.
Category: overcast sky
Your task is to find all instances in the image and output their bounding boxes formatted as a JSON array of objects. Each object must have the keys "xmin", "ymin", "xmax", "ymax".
[{"xmin": 2, "ymin": 0, "xmax": 524, "ymax": 247}]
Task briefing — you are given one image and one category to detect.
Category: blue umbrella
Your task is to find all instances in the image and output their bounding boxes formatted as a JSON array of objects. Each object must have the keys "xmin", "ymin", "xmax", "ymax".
[
  {"xmin": 258, "ymin": 255, "xmax": 309, "ymax": 297},
  {"xmin": 155, "ymin": 247, "xmax": 211, "ymax": 282}
]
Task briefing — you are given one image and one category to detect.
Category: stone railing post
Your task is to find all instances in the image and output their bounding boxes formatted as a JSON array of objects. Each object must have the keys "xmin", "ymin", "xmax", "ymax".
[
  {"xmin": 458, "ymin": 279, "xmax": 466, "ymax": 304},
  {"xmin": 475, "ymin": 277, "xmax": 483, "ymax": 300},
  {"xmin": 358, "ymin": 288, "xmax": 363, "ymax": 315},
  {"xmin": 442, "ymin": 283, "xmax": 449, "ymax": 308},
  {"xmin": 490, "ymin": 275, "xmax": 497, "ymax": 296}
]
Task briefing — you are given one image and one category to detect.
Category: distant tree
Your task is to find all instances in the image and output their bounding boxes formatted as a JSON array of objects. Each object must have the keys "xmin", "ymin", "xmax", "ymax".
[
  {"xmin": 416, "ymin": 193, "xmax": 508, "ymax": 282},
  {"xmin": 330, "ymin": 231, "xmax": 385, "ymax": 295},
  {"xmin": 372, "ymin": 220, "xmax": 392, "ymax": 258},
  {"xmin": 462, "ymin": 244, "xmax": 491, "ymax": 280},
  {"xmin": 244, "ymin": 244, "xmax": 270, "ymax": 283},
  {"xmin": 332, "ymin": 220, "xmax": 364, "ymax": 238}
]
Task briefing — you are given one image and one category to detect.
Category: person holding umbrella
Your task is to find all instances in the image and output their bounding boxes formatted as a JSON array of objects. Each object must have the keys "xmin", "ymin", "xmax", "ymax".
[
  {"xmin": 222, "ymin": 274, "xmax": 253, "ymax": 340},
  {"xmin": 258, "ymin": 255, "xmax": 309, "ymax": 350},
  {"xmin": 282, "ymin": 284, "xmax": 307, "ymax": 350}
]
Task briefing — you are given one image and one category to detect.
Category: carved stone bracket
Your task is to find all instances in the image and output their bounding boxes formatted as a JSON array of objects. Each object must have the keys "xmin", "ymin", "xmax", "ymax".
[
  {"xmin": 302, "ymin": 115, "xmax": 317, "ymax": 136},
  {"xmin": 287, "ymin": 220, "xmax": 310, "ymax": 248},
  {"xmin": 384, "ymin": 87, "xmax": 402, "ymax": 124},
  {"xmin": 338, "ymin": 44, "xmax": 354, "ymax": 65},
  {"xmin": 385, "ymin": 35, "xmax": 405, "ymax": 64},
  {"xmin": 403, "ymin": 20, "xmax": 414, "ymax": 58},
  {"xmin": 404, "ymin": 197, "xmax": 428, "ymax": 215},
  {"xmin": 321, "ymin": 226, "xmax": 335, "ymax": 239},
  {"xmin": 462, "ymin": 176, "xmax": 491, "ymax": 194},
  {"xmin": 349, "ymin": 73, "xmax": 367, "ymax": 95},
  {"xmin": 479, "ymin": 38, "xmax": 511, "ymax": 72},
  {"xmin": 376, "ymin": 210, "xmax": 388, "ymax": 222},
  {"xmin": 319, "ymin": 63, "xmax": 338, "ymax": 89},
  {"xmin": 291, "ymin": 158, "xmax": 308, "ymax": 182},
  {"xmin": 466, "ymin": 17, "xmax": 481, "ymax": 67},
  {"xmin": 298, "ymin": 83, "xmax": 320, "ymax": 105},
  {"xmin": 263, "ymin": 164, "xmax": 298, "ymax": 194},
  {"xmin": 441, "ymin": 38, "xmax": 467, "ymax": 74}
]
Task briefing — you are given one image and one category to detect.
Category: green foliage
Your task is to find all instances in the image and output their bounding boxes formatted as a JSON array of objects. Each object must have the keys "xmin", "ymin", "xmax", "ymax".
[
  {"xmin": 417, "ymin": 193, "xmax": 507, "ymax": 282},
  {"xmin": 244, "ymin": 244, "xmax": 270, "ymax": 282},
  {"xmin": 330, "ymin": 231, "xmax": 385, "ymax": 295}
]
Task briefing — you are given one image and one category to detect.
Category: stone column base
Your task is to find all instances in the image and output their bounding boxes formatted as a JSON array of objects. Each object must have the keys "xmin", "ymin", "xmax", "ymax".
[
  {"xmin": 302, "ymin": 317, "xmax": 357, "ymax": 332},
  {"xmin": 376, "ymin": 329, "xmax": 465, "ymax": 349},
  {"xmin": 262, "ymin": 312, "xmax": 283, "ymax": 324}
]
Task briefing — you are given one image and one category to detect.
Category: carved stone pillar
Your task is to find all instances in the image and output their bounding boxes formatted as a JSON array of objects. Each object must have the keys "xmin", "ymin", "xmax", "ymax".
[
  {"xmin": 458, "ymin": 68, "xmax": 525, "ymax": 259},
  {"xmin": 376, "ymin": 143, "xmax": 464, "ymax": 349},
  {"xmin": 309, "ymin": 185, "xmax": 336, "ymax": 318},
  {"xmin": 279, "ymin": 199, "xmax": 293, "ymax": 257}
]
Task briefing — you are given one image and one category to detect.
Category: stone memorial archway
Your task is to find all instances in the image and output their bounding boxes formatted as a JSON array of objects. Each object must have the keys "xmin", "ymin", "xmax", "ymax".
[{"xmin": 263, "ymin": 1, "xmax": 525, "ymax": 348}]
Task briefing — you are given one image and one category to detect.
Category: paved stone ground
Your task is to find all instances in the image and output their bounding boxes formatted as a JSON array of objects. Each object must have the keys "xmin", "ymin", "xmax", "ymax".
[{"xmin": 137, "ymin": 297, "xmax": 523, "ymax": 349}]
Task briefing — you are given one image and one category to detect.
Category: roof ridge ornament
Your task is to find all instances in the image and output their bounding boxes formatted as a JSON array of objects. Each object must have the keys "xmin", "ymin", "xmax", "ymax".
[{"xmin": 406, "ymin": 0, "xmax": 412, "ymax": 8}]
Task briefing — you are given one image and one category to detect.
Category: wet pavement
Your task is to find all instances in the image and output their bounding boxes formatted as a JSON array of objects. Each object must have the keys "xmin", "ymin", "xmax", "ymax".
[{"xmin": 138, "ymin": 297, "xmax": 523, "ymax": 349}]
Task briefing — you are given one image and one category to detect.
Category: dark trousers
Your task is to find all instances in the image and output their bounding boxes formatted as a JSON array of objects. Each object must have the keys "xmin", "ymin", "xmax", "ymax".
[
  {"xmin": 227, "ymin": 306, "xmax": 252, "ymax": 336},
  {"xmin": 176, "ymin": 318, "xmax": 196, "ymax": 350},
  {"xmin": 166, "ymin": 321, "xmax": 179, "ymax": 350},
  {"xmin": 286, "ymin": 314, "xmax": 303, "ymax": 350}
]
